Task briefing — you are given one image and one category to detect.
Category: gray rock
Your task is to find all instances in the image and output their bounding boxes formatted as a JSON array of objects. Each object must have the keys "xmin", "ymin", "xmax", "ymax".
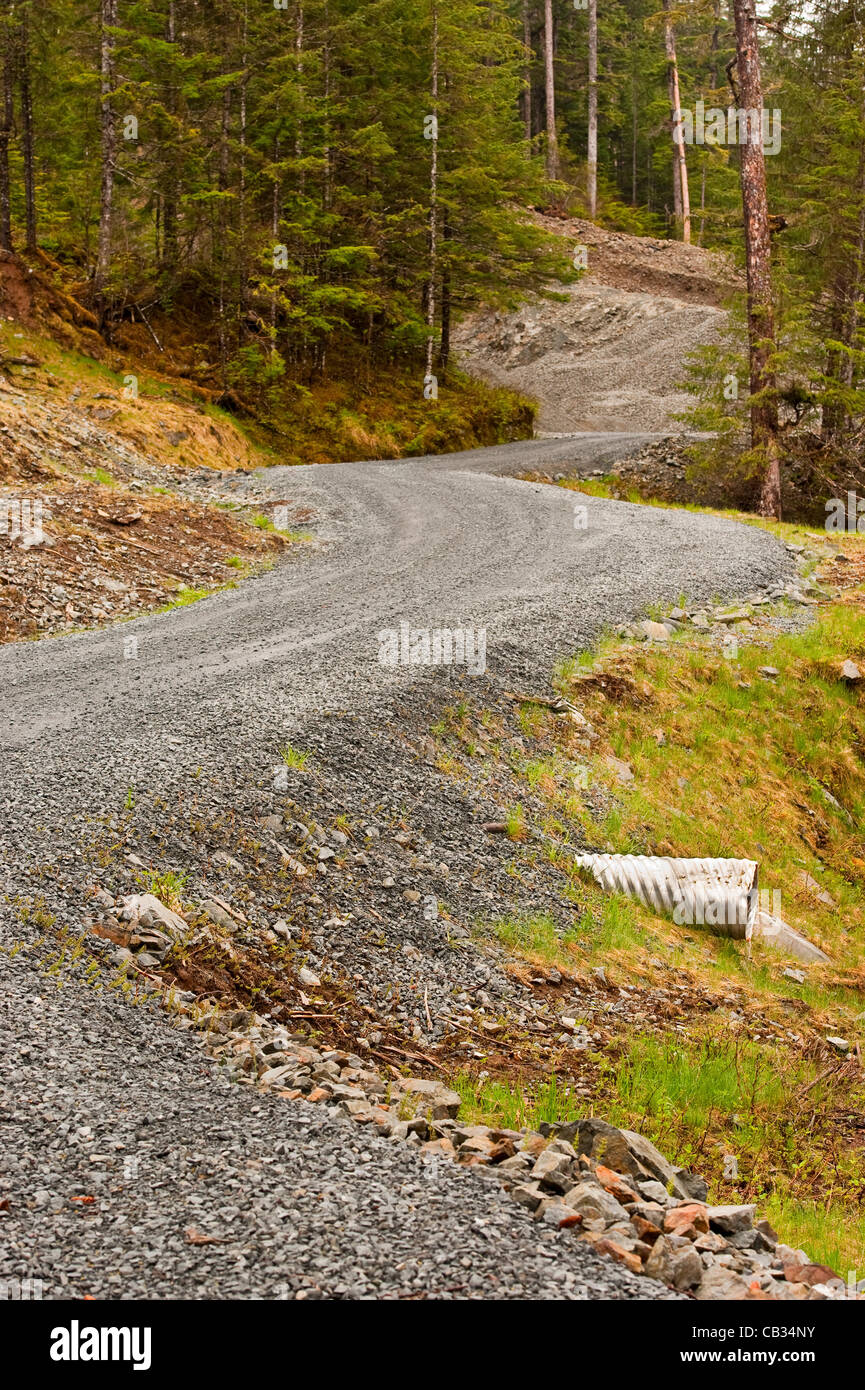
[
  {"xmin": 577, "ymin": 1119, "xmax": 702, "ymax": 1202},
  {"xmin": 695, "ymin": 1266, "xmax": 751, "ymax": 1300},
  {"xmin": 531, "ymin": 1147, "xmax": 576, "ymax": 1194},
  {"xmin": 638, "ymin": 1179, "xmax": 674, "ymax": 1207},
  {"xmin": 673, "ymin": 1167, "xmax": 708, "ymax": 1202},
  {"xmin": 400, "ymin": 1078, "xmax": 462, "ymax": 1120},
  {"xmin": 200, "ymin": 898, "xmax": 238, "ymax": 933},
  {"xmin": 563, "ymin": 1180, "xmax": 628, "ymax": 1226},
  {"xmin": 707, "ymin": 1204, "xmax": 756, "ymax": 1236},
  {"xmin": 511, "ymin": 1182, "xmax": 544, "ymax": 1212}
]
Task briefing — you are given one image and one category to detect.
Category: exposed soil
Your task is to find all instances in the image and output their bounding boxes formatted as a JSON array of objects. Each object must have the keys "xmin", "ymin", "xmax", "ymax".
[
  {"xmin": 536, "ymin": 215, "xmax": 740, "ymax": 307},
  {"xmin": 0, "ymin": 384, "xmax": 302, "ymax": 641}
]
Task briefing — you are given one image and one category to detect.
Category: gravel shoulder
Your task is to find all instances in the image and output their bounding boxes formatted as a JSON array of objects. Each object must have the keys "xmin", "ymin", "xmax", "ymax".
[{"xmin": 1, "ymin": 927, "xmax": 674, "ymax": 1301}]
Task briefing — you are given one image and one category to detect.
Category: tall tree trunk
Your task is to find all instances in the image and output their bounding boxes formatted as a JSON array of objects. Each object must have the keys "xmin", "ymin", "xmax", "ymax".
[
  {"xmin": 699, "ymin": 11, "xmax": 720, "ymax": 247},
  {"xmin": 843, "ymin": 152, "xmax": 865, "ymax": 394},
  {"xmin": 732, "ymin": 0, "xmax": 780, "ymax": 517},
  {"xmin": 270, "ymin": 121, "xmax": 281, "ymax": 346},
  {"xmin": 424, "ymin": 1, "xmax": 439, "ymax": 385},
  {"xmin": 587, "ymin": 0, "xmax": 597, "ymax": 218},
  {"xmin": 698, "ymin": 164, "xmax": 706, "ymax": 245},
  {"xmin": 439, "ymin": 212, "xmax": 451, "ymax": 376},
  {"xmin": 822, "ymin": 275, "xmax": 851, "ymax": 441},
  {"xmin": 0, "ymin": 10, "xmax": 13, "ymax": 252},
  {"xmin": 295, "ymin": 1, "xmax": 305, "ymax": 194},
  {"xmin": 822, "ymin": 81, "xmax": 865, "ymax": 442},
  {"xmin": 322, "ymin": 1, "xmax": 332, "ymax": 210},
  {"xmin": 631, "ymin": 60, "xmax": 638, "ymax": 206},
  {"xmin": 238, "ymin": 0, "xmax": 248, "ymax": 310},
  {"xmin": 521, "ymin": 1, "xmax": 532, "ymax": 146},
  {"xmin": 217, "ymin": 66, "xmax": 231, "ymax": 378},
  {"xmin": 19, "ymin": 0, "xmax": 36, "ymax": 251},
  {"xmin": 671, "ymin": 146, "xmax": 681, "ymax": 230},
  {"xmin": 543, "ymin": 0, "xmax": 557, "ymax": 180},
  {"xmin": 94, "ymin": 0, "xmax": 118, "ymax": 298},
  {"xmin": 664, "ymin": 0, "xmax": 690, "ymax": 243},
  {"xmin": 160, "ymin": 0, "xmax": 179, "ymax": 282}
]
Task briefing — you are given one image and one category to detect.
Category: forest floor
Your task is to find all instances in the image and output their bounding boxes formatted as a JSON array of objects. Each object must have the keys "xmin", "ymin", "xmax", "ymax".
[{"xmin": 0, "ymin": 247, "xmax": 534, "ymax": 467}]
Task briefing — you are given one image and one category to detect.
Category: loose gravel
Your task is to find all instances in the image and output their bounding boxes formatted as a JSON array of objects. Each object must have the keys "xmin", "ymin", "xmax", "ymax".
[{"xmin": 0, "ymin": 924, "xmax": 677, "ymax": 1301}]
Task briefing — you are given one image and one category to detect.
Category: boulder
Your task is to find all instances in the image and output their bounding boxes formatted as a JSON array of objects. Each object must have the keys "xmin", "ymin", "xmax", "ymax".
[
  {"xmin": 531, "ymin": 1146, "xmax": 576, "ymax": 1194},
  {"xmin": 400, "ymin": 1078, "xmax": 462, "ymax": 1120},
  {"xmin": 575, "ymin": 1119, "xmax": 704, "ymax": 1201},
  {"xmin": 707, "ymin": 1204, "xmax": 756, "ymax": 1236},
  {"xmin": 644, "ymin": 1235, "xmax": 703, "ymax": 1290},
  {"xmin": 695, "ymin": 1266, "xmax": 752, "ymax": 1300},
  {"xmin": 562, "ymin": 1180, "xmax": 629, "ymax": 1226},
  {"xmin": 664, "ymin": 1202, "xmax": 710, "ymax": 1239},
  {"xmin": 119, "ymin": 893, "xmax": 187, "ymax": 937}
]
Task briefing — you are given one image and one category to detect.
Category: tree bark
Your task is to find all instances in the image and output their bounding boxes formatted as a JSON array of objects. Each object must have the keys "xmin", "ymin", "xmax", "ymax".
[
  {"xmin": 732, "ymin": 0, "xmax": 780, "ymax": 517},
  {"xmin": 439, "ymin": 213, "xmax": 451, "ymax": 376},
  {"xmin": 322, "ymin": 0, "xmax": 332, "ymax": 210},
  {"xmin": 822, "ymin": 81, "xmax": 865, "ymax": 442},
  {"xmin": 521, "ymin": 1, "xmax": 532, "ymax": 146},
  {"xmin": 94, "ymin": 0, "xmax": 118, "ymax": 298},
  {"xmin": 424, "ymin": 1, "xmax": 439, "ymax": 384},
  {"xmin": 19, "ymin": 0, "xmax": 36, "ymax": 250},
  {"xmin": 0, "ymin": 7, "xmax": 13, "ymax": 252},
  {"xmin": 543, "ymin": 0, "xmax": 557, "ymax": 180},
  {"xmin": 160, "ymin": 0, "xmax": 179, "ymax": 282},
  {"xmin": 587, "ymin": 0, "xmax": 597, "ymax": 217},
  {"xmin": 664, "ymin": 0, "xmax": 690, "ymax": 243},
  {"xmin": 237, "ymin": 0, "xmax": 248, "ymax": 309},
  {"xmin": 631, "ymin": 59, "xmax": 638, "ymax": 207},
  {"xmin": 295, "ymin": 2, "xmax": 305, "ymax": 194}
]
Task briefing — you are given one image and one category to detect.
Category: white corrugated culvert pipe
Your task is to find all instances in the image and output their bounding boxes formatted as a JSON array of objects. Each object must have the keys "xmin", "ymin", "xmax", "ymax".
[{"xmin": 573, "ymin": 853, "xmax": 828, "ymax": 963}]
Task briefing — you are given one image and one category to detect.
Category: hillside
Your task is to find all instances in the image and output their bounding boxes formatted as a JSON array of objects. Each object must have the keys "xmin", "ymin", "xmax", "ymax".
[{"xmin": 454, "ymin": 216, "xmax": 738, "ymax": 434}]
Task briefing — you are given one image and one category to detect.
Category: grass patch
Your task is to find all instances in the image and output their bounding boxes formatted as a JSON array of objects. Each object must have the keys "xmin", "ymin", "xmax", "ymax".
[
  {"xmin": 82, "ymin": 467, "xmax": 116, "ymax": 487},
  {"xmin": 596, "ymin": 1027, "xmax": 865, "ymax": 1272},
  {"xmin": 453, "ymin": 1071, "xmax": 582, "ymax": 1131},
  {"xmin": 448, "ymin": 523, "xmax": 865, "ymax": 1274},
  {"xmin": 555, "ymin": 601, "xmax": 865, "ymax": 982},
  {"xmin": 279, "ymin": 742, "xmax": 311, "ymax": 769},
  {"xmin": 161, "ymin": 585, "xmax": 211, "ymax": 610},
  {"xmin": 142, "ymin": 868, "xmax": 188, "ymax": 910}
]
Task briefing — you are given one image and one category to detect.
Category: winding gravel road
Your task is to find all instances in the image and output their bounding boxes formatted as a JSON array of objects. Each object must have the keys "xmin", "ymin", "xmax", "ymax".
[{"xmin": 0, "ymin": 432, "xmax": 791, "ymax": 1300}]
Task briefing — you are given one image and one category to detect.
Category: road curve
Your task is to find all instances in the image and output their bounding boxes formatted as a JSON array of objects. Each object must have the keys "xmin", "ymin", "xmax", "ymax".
[{"xmin": 2, "ymin": 432, "xmax": 787, "ymax": 773}]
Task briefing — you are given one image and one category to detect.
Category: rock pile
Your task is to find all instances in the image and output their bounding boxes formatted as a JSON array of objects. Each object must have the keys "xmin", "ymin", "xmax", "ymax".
[{"xmin": 162, "ymin": 990, "xmax": 857, "ymax": 1302}]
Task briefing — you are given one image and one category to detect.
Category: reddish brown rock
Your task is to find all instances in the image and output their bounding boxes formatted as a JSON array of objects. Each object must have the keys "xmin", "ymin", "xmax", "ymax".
[
  {"xmin": 631, "ymin": 1214, "xmax": 662, "ymax": 1244},
  {"xmin": 593, "ymin": 1237, "xmax": 643, "ymax": 1276},
  {"xmin": 664, "ymin": 1202, "xmax": 710, "ymax": 1239},
  {"xmin": 596, "ymin": 1164, "xmax": 638, "ymax": 1204},
  {"xmin": 784, "ymin": 1262, "xmax": 841, "ymax": 1287}
]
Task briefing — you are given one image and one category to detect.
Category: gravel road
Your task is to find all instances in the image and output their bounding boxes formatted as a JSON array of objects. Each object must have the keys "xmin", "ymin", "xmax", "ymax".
[{"xmin": 0, "ymin": 432, "xmax": 790, "ymax": 1299}]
